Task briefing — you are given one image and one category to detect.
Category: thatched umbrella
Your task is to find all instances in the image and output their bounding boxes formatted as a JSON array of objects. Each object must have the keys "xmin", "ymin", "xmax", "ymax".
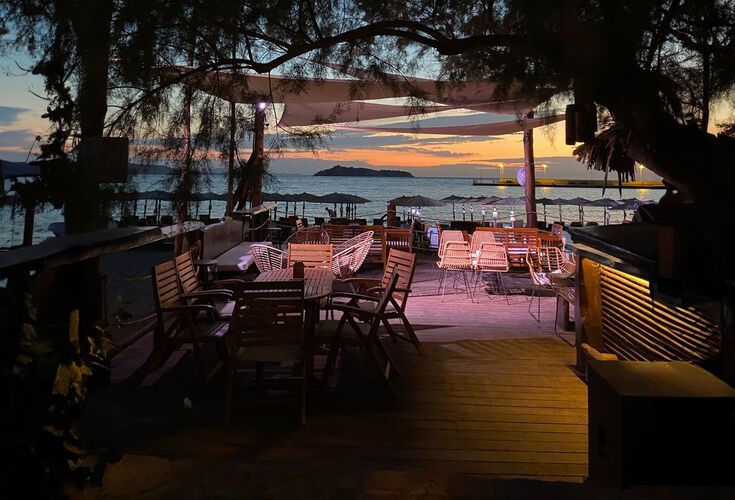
[{"xmin": 573, "ymin": 127, "xmax": 637, "ymax": 195}]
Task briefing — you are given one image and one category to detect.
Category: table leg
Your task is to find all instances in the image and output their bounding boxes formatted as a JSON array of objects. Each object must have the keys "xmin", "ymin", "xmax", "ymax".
[{"xmin": 556, "ymin": 296, "xmax": 572, "ymax": 331}]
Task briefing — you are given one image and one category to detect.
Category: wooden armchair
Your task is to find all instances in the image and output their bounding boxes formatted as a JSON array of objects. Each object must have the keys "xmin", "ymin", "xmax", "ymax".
[
  {"xmin": 316, "ymin": 271, "xmax": 401, "ymax": 394},
  {"xmin": 174, "ymin": 252, "xmax": 243, "ymax": 318},
  {"xmin": 338, "ymin": 249, "xmax": 422, "ymax": 355},
  {"xmin": 127, "ymin": 260, "xmax": 229, "ymax": 386},
  {"xmin": 287, "ymin": 243, "xmax": 333, "ymax": 268},
  {"xmin": 225, "ymin": 280, "xmax": 307, "ymax": 425}
]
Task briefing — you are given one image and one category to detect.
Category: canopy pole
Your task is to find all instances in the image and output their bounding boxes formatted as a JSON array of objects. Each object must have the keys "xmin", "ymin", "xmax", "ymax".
[{"xmin": 523, "ymin": 112, "xmax": 538, "ymax": 228}]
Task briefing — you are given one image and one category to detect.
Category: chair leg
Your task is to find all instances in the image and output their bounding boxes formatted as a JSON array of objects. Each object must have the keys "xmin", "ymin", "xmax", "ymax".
[
  {"xmin": 399, "ymin": 312, "xmax": 426, "ymax": 356},
  {"xmin": 300, "ymin": 358, "xmax": 306, "ymax": 425},
  {"xmin": 440, "ymin": 269, "xmax": 447, "ymax": 302},
  {"xmin": 224, "ymin": 362, "xmax": 236, "ymax": 426}
]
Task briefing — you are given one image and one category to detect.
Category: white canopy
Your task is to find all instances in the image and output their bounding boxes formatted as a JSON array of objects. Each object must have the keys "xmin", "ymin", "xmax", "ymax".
[
  {"xmin": 332, "ymin": 113, "xmax": 565, "ymax": 136},
  {"xmin": 182, "ymin": 68, "xmax": 539, "ymax": 106}
]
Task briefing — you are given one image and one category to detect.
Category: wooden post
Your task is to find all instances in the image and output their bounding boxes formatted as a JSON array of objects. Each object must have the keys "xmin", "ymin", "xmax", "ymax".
[
  {"xmin": 251, "ymin": 102, "xmax": 265, "ymax": 207},
  {"xmin": 523, "ymin": 112, "xmax": 538, "ymax": 228},
  {"xmin": 22, "ymin": 202, "xmax": 35, "ymax": 246}
]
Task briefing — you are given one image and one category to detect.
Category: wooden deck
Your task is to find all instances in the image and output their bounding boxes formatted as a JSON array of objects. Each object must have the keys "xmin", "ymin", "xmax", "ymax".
[{"xmin": 88, "ymin": 256, "xmax": 588, "ymax": 496}]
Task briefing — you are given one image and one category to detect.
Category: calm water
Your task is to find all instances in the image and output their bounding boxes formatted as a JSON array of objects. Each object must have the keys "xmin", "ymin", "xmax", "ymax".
[{"xmin": 0, "ymin": 173, "xmax": 663, "ymax": 247}]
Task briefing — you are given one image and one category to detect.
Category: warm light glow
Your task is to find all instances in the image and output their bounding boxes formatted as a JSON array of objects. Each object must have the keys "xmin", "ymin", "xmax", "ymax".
[{"xmin": 257, "ymin": 102, "xmax": 268, "ymax": 111}]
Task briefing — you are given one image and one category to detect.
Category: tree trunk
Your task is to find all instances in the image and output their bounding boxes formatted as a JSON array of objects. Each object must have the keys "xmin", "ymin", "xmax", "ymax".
[
  {"xmin": 60, "ymin": 0, "xmax": 114, "ymax": 326},
  {"xmin": 523, "ymin": 112, "xmax": 538, "ymax": 228}
]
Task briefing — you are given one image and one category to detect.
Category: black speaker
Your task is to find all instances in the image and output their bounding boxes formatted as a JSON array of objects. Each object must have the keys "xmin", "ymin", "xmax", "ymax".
[
  {"xmin": 574, "ymin": 102, "xmax": 597, "ymax": 143},
  {"xmin": 588, "ymin": 360, "xmax": 735, "ymax": 488},
  {"xmin": 565, "ymin": 104, "xmax": 577, "ymax": 145}
]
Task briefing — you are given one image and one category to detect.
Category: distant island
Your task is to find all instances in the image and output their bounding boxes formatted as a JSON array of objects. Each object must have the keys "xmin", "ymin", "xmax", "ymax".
[{"xmin": 314, "ymin": 165, "xmax": 413, "ymax": 178}]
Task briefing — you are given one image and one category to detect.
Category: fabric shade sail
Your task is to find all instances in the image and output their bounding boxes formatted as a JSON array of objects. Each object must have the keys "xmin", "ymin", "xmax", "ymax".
[
  {"xmin": 177, "ymin": 67, "xmax": 542, "ymax": 106},
  {"xmin": 335, "ymin": 113, "xmax": 564, "ymax": 136},
  {"xmin": 277, "ymin": 99, "xmax": 540, "ymax": 127}
]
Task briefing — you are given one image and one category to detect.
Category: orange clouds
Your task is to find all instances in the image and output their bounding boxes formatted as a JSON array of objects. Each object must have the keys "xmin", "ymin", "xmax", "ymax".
[{"xmin": 277, "ymin": 121, "xmax": 576, "ymax": 168}]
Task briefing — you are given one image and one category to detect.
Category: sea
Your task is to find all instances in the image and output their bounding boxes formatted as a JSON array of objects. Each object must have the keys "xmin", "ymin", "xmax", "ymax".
[{"xmin": 0, "ymin": 173, "xmax": 663, "ymax": 248}]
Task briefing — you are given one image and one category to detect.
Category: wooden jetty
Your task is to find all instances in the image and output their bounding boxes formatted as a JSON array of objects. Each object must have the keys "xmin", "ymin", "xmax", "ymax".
[{"xmin": 472, "ymin": 177, "xmax": 665, "ymax": 189}]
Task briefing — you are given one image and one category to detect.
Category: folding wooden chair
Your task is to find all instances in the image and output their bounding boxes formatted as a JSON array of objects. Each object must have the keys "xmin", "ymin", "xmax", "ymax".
[
  {"xmin": 174, "ymin": 252, "xmax": 243, "ymax": 318},
  {"xmin": 127, "ymin": 260, "xmax": 229, "ymax": 387},
  {"xmin": 225, "ymin": 280, "xmax": 307, "ymax": 425},
  {"xmin": 316, "ymin": 271, "xmax": 401, "ymax": 395},
  {"xmin": 339, "ymin": 249, "xmax": 423, "ymax": 355}
]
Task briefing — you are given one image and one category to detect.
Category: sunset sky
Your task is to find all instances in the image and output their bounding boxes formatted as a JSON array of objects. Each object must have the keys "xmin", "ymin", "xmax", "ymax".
[{"xmin": 1, "ymin": 52, "xmax": 731, "ymax": 179}]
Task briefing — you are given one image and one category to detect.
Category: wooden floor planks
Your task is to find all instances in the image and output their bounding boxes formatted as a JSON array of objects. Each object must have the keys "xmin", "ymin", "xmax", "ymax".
[{"xmin": 105, "ymin": 256, "xmax": 589, "ymax": 484}]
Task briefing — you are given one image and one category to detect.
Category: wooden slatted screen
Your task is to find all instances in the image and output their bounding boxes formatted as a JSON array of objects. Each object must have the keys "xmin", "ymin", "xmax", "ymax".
[{"xmin": 599, "ymin": 265, "xmax": 720, "ymax": 362}]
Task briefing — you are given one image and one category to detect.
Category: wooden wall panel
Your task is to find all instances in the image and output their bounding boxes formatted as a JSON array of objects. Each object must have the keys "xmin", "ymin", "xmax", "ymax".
[{"xmin": 599, "ymin": 265, "xmax": 720, "ymax": 362}]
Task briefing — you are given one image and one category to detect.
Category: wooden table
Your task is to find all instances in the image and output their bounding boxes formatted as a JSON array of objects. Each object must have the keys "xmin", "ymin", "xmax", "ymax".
[
  {"xmin": 256, "ymin": 268, "xmax": 334, "ymax": 381},
  {"xmin": 255, "ymin": 268, "xmax": 334, "ymax": 301}
]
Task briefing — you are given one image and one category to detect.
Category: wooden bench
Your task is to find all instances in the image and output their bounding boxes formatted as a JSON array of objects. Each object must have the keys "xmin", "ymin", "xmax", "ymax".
[{"xmin": 201, "ymin": 218, "xmax": 270, "ymax": 273}]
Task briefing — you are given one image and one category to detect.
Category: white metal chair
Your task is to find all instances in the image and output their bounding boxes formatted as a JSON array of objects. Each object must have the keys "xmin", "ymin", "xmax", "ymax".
[
  {"xmin": 250, "ymin": 244, "xmax": 286, "ymax": 273},
  {"xmin": 437, "ymin": 241, "xmax": 473, "ymax": 301},
  {"xmin": 472, "ymin": 242, "xmax": 509, "ymax": 302},
  {"xmin": 438, "ymin": 230, "xmax": 465, "ymax": 258},
  {"xmin": 470, "ymin": 230, "xmax": 497, "ymax": 255},
  {"xmin": 526, "ymin": 246, "xmax": 575, "ymax": 321},
  {"xmin": 283, "ymin": 227, "xmax": 329, "ymax": 246},
  {"xmin": 331, "ymin": 231, "xmax": 374, "ymax": 279}
]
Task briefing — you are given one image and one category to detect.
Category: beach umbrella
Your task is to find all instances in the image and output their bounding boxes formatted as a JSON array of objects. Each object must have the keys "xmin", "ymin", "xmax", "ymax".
[
  {"xmin": 609, "ymin": 198, "xmax": 654, "ymax": 211},
  {"xmin": 583, "ymin": 199, "xmax": 622, "ymax": 225},
  {"xmin": 389, "ymin": 195, "xmax": 445, "ymax": 207},
  {"xmin": 490, "ymin": 196, "xmax": 525, "ymax": 206},
  {"xmin": 563, "ymin": 197, "xmax": 591, "ymax": 222}
]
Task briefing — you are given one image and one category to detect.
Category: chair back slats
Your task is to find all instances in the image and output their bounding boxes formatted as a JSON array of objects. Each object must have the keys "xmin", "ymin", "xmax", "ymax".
[
  {"xmin": 174, "ymin": 252, "xmax": 200, "ymax": 295},
  {"xmin": 382, "ymin": 229, "xmax": 413, "ymax": 263},
  {"xmin": 250, "ymin": 244, "xmax": 287, "ymax": 273},
  {"xmin": 229, "ymin": 280, "xmax": 305, "ymax": 347},
  {"xmin": 288, "ymin": 243, "xmax": 333, "ymax": 268},
  {"xmin": 475, "ymin": 242, "xmax": 509, "ymax": 272},
  {"xmin": 153, "ymin": 260, "xmax": 181, "ymax": 308},
  {"xmin": 380, "ymin": 249, "xmax": 417, "ymax": 311},
  {"xmin": 470, "ymin": 231, "xmax": 497, "ymax": 254}
]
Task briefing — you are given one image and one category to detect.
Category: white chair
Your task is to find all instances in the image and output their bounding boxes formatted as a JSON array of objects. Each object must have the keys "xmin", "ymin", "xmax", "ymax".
[
  {"xmin": 438, "ymin": 230, "xmax": 465, "ymax": 258},
  {"xmin": 250, "ymin": 244, "xmax": 286, "ymax": 273},
  {"xmin": 470, "ymin": 230, "xmax": 497, "ymax": 255},
  {"xmin": 472, "ymin": 242, "xmax": 509, "ymax": 302},
  {"xmin": 331, "ymin": 231, "xmax": 374, "ymax": 279},
  {"xmin": 283, "ymin": 227, "xmax": 330, "ymax": 247},
  {"xmin": 526, "ymin": 246, "xmax": 574, "ymax": 321},
  {"xmin": 437, "ymin": 241, "xmax": 473, "ymax": 302}
]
